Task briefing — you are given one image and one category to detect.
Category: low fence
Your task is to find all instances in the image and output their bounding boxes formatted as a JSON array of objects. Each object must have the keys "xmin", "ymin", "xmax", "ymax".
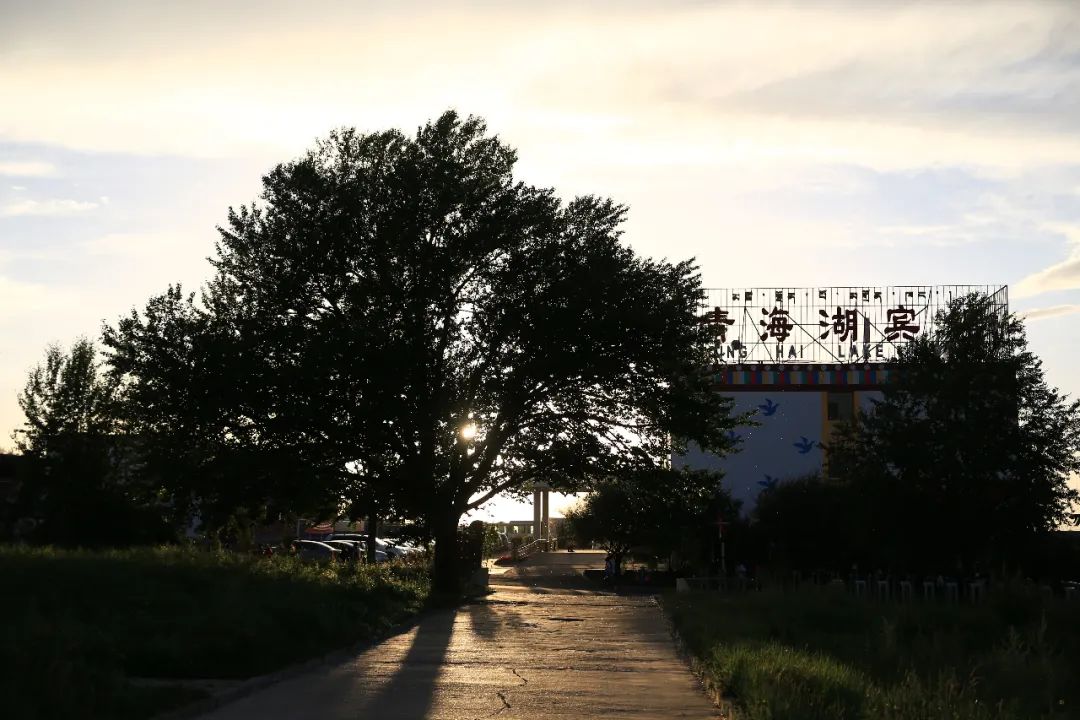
[
  {"xmin": 676, "ymin": 574, "xmax": 1080, "ymax": 604},
  {"xmin": 675, "ymin": 577, "xmax": 759, "ymax": 593}
]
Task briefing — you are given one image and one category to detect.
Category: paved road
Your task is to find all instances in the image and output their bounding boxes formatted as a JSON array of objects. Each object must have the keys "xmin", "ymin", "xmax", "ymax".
[
  {"xmin": 196, "ymin": 550, "xmax": 718, "ymax": 719},
  {"xmin": 493, "ymin": 547, "xmax": 608, "ymax": 584}
]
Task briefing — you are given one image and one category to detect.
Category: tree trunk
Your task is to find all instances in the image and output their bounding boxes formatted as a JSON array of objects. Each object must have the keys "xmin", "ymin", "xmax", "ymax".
[
  {"xmin": 431, "ymin": 511, "xmax": 463, "ymax": 596},
  {"xmin": 366, "ymin": 500, "xmax": 379, "ymax": 565}
]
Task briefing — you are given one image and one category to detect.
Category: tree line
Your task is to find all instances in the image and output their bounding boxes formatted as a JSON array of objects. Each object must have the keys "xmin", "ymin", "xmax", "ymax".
[
  {"xmin": 8, "ymin": 111, "xmax": 1079, "ymax": 589},
  {"xmin": 567, "ymin": 293, "xmax": 1080, "ymax": 582},
  {"xmin": 5, "ymin": 111, "xmax": 735, "ymax": 593}
]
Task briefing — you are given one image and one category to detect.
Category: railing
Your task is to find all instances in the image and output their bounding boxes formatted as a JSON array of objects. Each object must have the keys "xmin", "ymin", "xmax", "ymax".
[{"xmin": 512, "ymin": 538, "xmax": 551, "ymax": 561}]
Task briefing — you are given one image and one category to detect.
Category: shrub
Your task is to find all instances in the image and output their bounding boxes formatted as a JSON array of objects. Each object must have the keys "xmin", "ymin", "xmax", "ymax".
[
  {"xmin": 1, "ymin": 544, "xmax": 431, "ymax": 718},
  {"xmin": 663, "ymin": 590, "xmax": 1080, "ymax": 720}
]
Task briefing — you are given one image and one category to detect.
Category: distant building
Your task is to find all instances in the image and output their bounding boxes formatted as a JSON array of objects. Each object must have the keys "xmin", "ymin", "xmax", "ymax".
[
  {"xmin": 490, "ymin": 517, "xmax": 566, "ymax": 540},
  {"xmin": 0, "ymin": 453, "xmax": 27, "ymax": 538},
  {"xmin": 0, "ymin": 453, "xmax": 21, "ymax": 502},
  {"xmin": 674, "ymin": 285, "xmax": 1008, "ymax": 514}
]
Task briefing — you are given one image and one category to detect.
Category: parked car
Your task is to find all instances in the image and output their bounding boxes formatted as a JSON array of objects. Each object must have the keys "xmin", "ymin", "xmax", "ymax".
[
  {"xmin": 324, "ymin": 539, "xmax": 363, "ymax": 561},
  {"xmin": 295, "ymin": 540, "xmax": 341, "ymax": 563},
  {"xmin": 385, "ymin": 538, "xmax": 423, "ymax": 555},
  {"xmin": 329, "ymin": 533, "xmax": 417, "ymax": 560},
  {"xmin": 331, "ymin": 533, "xmax": 368, "ymax": 542},
  {"xmin": 329, "ymin": 535, "xmax": 392, "ymax": 562},
  {"xmin": 379, "ymin": 540, "xmax": 411, "ymax": 559},
  {"xmin": 380, "ymin": 537, "xmax": 428, "ymax": 558}
]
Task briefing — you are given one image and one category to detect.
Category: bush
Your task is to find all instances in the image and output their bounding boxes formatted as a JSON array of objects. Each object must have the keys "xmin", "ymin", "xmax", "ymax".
[
  {"xmin": 1, "ymin": 544, "xmax": 430, "ymax": 719},
  {"xmin": 663, "ymin": 589, "xmax": 1080, "ymax": 719},
  {"xmin": 2, "ymin": 608, "xmax": 125, "ymax": 719}
]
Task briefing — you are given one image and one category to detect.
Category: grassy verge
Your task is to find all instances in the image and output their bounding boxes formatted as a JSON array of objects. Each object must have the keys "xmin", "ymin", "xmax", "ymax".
[
  {"xmin": 661, "ymin": 588, "xmax": 1080, "ymax": 720},
  {"xmin": 2, "ymin": 544, "xmax": 430, "ymax": 720}
]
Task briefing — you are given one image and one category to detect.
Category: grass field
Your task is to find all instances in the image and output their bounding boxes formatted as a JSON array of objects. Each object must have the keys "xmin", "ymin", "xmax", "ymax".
[
  {"xmin": 1, "ymin": 544, "xmax": 430, "ymax": 720},
  {"xmin": 662, "ymin": 588, "xmax": 1080, "ymax": 720}
]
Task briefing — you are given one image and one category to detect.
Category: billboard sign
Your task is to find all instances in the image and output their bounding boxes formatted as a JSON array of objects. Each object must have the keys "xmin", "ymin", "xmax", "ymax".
[{"xmin": 700, "ymin": 285, "xmax": 1007, "ymax": 365}]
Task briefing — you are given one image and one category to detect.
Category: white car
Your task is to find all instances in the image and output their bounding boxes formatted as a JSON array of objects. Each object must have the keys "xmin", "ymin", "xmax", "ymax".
[
  {"xmin": 328, "ymin": 533, "xmax": 406, "ymax": 560},
  {"xmin": 295, "ymin": 540, "xmax": 341, "ymax": 563},
  {"xmin": 324, "ymin": 540, "xmax": 363, "ymax": 561},
  {"xmin": 326, "ymin": 535, "xmax": 390, "ymax": 561},
  {"xmin": 376, "ymin": 538, "xmax": 422, "ymax": 558},
  {"xmin": 386, "ymin": 539, "xmax": 422, "ymax": 555}
]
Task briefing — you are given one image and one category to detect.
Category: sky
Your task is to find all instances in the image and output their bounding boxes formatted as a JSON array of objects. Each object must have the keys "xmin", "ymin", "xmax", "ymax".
[{"xmin": 2, "ymin": 1, "xmax": 1080, "ymax": 520}]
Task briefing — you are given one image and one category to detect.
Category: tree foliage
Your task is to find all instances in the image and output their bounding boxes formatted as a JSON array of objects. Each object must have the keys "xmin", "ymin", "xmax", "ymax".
[
  {"xmin": 103, "ymin": 111, "xmax": 735, "ymax": 590},
  {"xmin": 751, "ymin": 474, "xmax": 865, "ymax": 573},
  {"xmin": 826, "ymin": 292, "xmax": 1080, "ymax": 573},
  {"xmin": 565, "ymin": 468, "xmax": 740, "ymax": 572},
  {"xmin": 13, "ymin": 339, "xmax": 169, "ymax": 546},
  {"xmin": 104, "ymin": 287, "xmax": 338, "ymax": 534}
]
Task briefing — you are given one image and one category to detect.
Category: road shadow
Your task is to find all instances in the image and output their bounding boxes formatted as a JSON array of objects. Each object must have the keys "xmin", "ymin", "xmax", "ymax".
[
  {"xmin": 463, "ymin": 596, "xmax": 534, "ymax": 640},
  {"xmin": 492, "ymin": 571, "xmax": 602, "ymax": 592},
  {"xmin": 352, "ymin": 608, "xmax": 456, "ymax": 718},
  {"xmin": 492, "ymin": 571, "xmax": 663, "ymax": 597}
]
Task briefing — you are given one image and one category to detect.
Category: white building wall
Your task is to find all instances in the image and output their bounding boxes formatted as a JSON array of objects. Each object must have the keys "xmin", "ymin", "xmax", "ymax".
[{"xmin": 674, "ymin": 389, "xmax": 885, "ymax": 515}]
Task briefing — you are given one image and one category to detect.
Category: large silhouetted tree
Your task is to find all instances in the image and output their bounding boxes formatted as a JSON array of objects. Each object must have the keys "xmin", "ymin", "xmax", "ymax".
[
  {"xmin": 105, "ymin": 112, "xmax": 735, "ymax": 591},
  {"xmin": 830, "ymin": 292, "xmax": 1080, "ymax": 573}
]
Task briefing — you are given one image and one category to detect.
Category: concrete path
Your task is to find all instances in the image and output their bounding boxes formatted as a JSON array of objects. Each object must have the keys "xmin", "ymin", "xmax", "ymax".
[{"xmin": 196, "ymin": 551, "xmax": 718, "ymax": 719}]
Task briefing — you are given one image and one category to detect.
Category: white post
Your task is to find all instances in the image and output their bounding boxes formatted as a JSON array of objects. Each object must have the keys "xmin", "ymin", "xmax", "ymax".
[
  {"xmin": 541, "ymin": 490, "xmax": 550, "ymax": 547},
  {"xmin": 533, "ymin": 489, "xmax": 542, "ymax": 541}
]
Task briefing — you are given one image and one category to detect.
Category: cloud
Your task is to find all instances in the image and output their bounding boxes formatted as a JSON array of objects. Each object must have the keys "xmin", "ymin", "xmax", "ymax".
[
  {"xmin": 873, "ymin": 213, "xmax": 997, "ymax": 247},
  {"xmin": 1022, "ymin": 304, "xmax": 1080, "ymax": 321},
  {"xmin": 0, "ymin": 2, "xmax": 1078, "ymax": 175},
  {"xmin": 0, "ymin": 198, "xmax": 98, "ymax": 217},
  {"xmin": 1015, "ymin": 255, "xmax": 1080, "ymax": 297},
  {"xmin": 0, "ymin": 161, "xmax": 56, "ymax": 177},
  {"xmin": 80, "ymin": 231, "xmax": 191, "ymax": 257},
  {"xmin": 1014, "ymin": 223, "xmax": 1080, "ymax": 297}
]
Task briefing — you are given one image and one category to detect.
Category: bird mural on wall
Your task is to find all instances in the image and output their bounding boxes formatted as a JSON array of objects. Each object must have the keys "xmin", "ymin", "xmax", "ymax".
[
  {"xmin": 757, "ymin": 398, "xmax": 780, "ymax": 416},
  {"xmin": 757, "ymin": 475, "xmax": 779, "ymax": 490},
  {"xmin": 794, "ymin": 436, "xmax": 817, "ymax": 454}
]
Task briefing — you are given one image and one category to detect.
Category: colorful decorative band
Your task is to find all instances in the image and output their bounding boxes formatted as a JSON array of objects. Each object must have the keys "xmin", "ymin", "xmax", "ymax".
[{"xmin": 710, "ymin": 363, "xmax": 894, "ymax": 389}]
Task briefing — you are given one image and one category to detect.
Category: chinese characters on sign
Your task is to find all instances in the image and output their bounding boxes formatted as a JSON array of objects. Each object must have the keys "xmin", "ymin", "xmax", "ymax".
[
  {"xmin": 759, "ymin": 307, "xmax": 794, "ymax": 342},
  {"xmin": 702, "ymin": 307, "xmax": 735, "ymax": 343},
  {"xmin": 699, "ymin": 287, "xmax": 936, "ymax": 365},
  {"xmin": 702, "ymin": 308, "xmax": 737, "ymax": 366},
  {"xmin": 819, "ymin": 307, "xmax": 859, "ymax": 342},
  {"xmin": 885, "ymin": 306, "xmax": 920, "ymax": 341}
]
